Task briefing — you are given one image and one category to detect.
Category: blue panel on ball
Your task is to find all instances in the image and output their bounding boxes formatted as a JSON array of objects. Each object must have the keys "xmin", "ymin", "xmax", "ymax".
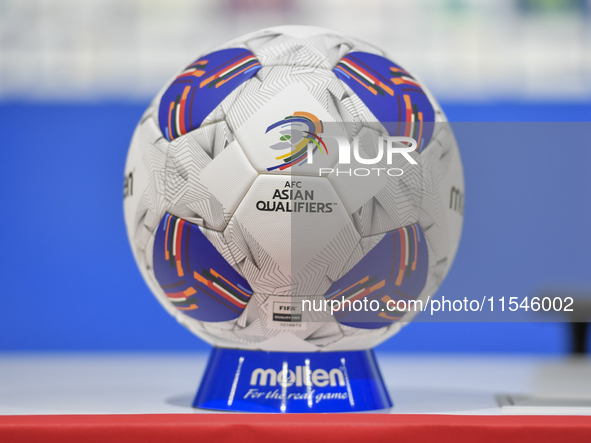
[
  {"xmin": 194, "ymin": 348, "xmax": 392, "ymax": 412},
  {"xmin": 333, "ymin": 51, "xmax": 435, "ymax": 151},
  {"xmin": 153, "ymin": 213, "xmax": 253, "ymax": 322},
  {"xmin": 325, "ymin": 224, "xmax": 429, "ymax": 329},
  {"xmin": 158, "ymin": 48, "xmax": 261, "ymax": 141}
]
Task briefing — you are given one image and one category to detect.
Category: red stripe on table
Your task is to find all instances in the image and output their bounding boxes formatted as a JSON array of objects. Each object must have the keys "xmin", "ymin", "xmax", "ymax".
[{"xmin": 0, "ymin": 414, "xmax": 590, "ymax": 443}]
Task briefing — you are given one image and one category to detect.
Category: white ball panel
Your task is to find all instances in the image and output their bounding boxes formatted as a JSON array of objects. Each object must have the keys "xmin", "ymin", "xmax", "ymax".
[
  {"xmin": 165, "ymin": 131, "xmax": 257, "ymax": 231},
  {"xmin": 225, "ymin": 174, "xmax": 359, "ymax": 297}
]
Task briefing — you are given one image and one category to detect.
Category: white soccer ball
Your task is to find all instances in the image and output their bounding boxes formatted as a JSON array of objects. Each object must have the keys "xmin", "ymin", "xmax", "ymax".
[{"xmin": 123, "ymin": 25, "xmax": 464, "ymax": 352}]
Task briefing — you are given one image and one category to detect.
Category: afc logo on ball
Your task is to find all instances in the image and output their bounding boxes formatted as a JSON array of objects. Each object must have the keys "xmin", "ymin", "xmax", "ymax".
[{"xmin": 265, "ymin": 111, "xmax": 419, "ymax": 177}]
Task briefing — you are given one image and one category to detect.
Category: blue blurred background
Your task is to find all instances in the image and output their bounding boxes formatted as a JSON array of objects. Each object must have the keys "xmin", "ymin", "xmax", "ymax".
[{"xmin": 1, "ymin": 0, "xmax": 590, "ymax": 354}]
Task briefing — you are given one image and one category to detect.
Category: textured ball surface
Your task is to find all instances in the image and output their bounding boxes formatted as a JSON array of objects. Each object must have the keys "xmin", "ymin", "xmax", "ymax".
[{"xmin": 123, "ymin": 25, "xmax": 464, "ymax": 351}]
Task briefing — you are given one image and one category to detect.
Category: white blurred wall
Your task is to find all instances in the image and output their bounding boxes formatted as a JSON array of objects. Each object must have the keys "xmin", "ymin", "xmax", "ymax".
[{"xmin": 0, "ymin": 0, "xmax": 589, "ymax": 100}]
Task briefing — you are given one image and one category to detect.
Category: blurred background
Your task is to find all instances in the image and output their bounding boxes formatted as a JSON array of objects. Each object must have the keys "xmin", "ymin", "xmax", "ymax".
[{"xmin": 1, "ymin": 0, "xmax": 590, "ymax": 354}]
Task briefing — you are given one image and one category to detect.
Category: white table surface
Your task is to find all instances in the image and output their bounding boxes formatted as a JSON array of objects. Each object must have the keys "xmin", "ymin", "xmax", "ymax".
[{"xmin": 1, "ymin": 353, "xmax": 590, "ymax": 416}]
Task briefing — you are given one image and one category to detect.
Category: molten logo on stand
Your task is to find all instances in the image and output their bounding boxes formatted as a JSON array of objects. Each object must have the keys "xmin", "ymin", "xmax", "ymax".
[{"xmin": 250, "ymin": 366, "xmax": 346, "ymax": 387}]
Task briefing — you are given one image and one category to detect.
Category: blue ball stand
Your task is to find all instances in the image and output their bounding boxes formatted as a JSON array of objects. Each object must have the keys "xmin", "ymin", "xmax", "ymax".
[{"xmin": 193, "ymin": 348, "xmax": 392, "ymax": 413}]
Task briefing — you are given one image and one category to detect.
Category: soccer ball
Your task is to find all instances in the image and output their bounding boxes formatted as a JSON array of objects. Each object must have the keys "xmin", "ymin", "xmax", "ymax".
[{"xmin": 123, "ymin": 25, "xmax": 464, "ymax": 352}]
